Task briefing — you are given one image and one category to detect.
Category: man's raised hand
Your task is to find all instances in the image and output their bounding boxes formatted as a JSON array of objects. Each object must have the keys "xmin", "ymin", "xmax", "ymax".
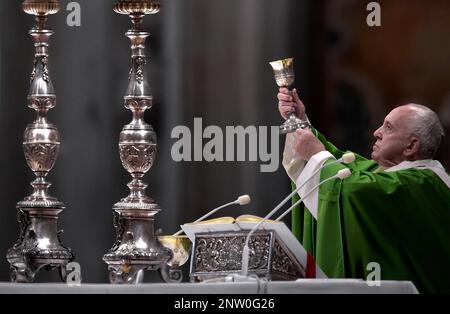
[{"xmin": 277, "ymin": 88, "xmax": 307, "ymax": 120}]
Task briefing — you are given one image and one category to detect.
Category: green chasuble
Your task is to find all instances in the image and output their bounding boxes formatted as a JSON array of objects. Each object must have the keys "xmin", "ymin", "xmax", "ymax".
[{"xmin": 291, "ymin": 131, "xmax": 450, "ymax": 293}]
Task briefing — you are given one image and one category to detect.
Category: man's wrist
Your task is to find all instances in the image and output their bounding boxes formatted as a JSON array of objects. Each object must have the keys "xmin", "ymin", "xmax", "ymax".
[
  {"xmin": 306, "ymin": 148, "xmax": 326, "ymax": 161},
  {"xmin": 308, "ymin": 150, "xmax": 334, "ymax": 164}
]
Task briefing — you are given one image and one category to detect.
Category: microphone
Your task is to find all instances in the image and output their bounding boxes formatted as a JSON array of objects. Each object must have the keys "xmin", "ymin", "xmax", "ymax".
[
  {"xmin": 260, "ymin": 152, "xmax": 355, "ymax": 222},
  {"xmin": 341, "ymin": 152, "xmax": 356, "ymax": 164},
  {"xmin": 173, "ymin": 195, "xmax": 251, "ymax": 236},
  {"xmin": 240, "ymin": 168, "xmax": 352, "ymax": 277},
  {"xmin": 276, "ymin": 168, "xmax": 352, "ymax": 221}
]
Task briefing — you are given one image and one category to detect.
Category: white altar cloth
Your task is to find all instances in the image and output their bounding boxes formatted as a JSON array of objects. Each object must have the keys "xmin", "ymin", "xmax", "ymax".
[{"xmin": 0, "ymin": 279, "xmax": 418, "ymax": 294}]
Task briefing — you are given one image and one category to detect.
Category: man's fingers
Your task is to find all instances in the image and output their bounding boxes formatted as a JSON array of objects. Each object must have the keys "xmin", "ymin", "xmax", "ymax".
[
  {"xmin": 279, "ymin": 87, "xmax": 290, "ymax": 94},
  {"xmin": 292, "ymin": 89, "xmax": 303, "ymax": 105},
  {"xmin": 295, "ymin": 128, "xmax": 313, "ymax": 137},
  {"xmin": 277, "ymin": 93, "xmax": 293, "ymax": 102},
  {"xmin": 279, "ymin": 102, "xmax": 296, "ymax": 116},
  {"xmin": 295, "ymin": 128, "xmax": 306, "ymax": 136},
  {"xmin": 278, "ymin": 100, "xmax": 294, "ymax": 107}
]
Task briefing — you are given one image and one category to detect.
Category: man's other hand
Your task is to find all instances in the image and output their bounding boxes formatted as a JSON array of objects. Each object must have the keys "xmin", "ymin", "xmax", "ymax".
[{"xmin": 293, "ymin": 128, "xmax": 325, "ymax": 161}]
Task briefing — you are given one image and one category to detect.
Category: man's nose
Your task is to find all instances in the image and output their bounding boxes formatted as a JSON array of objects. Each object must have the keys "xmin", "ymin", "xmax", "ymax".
[{"xmin": 373, "ymin": 127, "xmax": 382, "ymax": 139}]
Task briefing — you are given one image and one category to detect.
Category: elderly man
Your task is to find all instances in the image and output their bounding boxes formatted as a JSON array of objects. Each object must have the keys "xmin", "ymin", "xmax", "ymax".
[{"xmin": 278, "ymin": 88, "xmax": 450, "ymax": 294}]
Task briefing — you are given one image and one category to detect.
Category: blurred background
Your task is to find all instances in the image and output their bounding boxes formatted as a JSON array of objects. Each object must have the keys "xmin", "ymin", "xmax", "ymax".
[{"xmin": 0, "ymin": 0, "xmax": 448, "ymax": 283}]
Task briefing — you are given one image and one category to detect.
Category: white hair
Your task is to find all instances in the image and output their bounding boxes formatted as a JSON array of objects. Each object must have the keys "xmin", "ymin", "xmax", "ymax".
[{"xmin": 405, "ymin": 104, "xmax": 445, "ymax": 159}]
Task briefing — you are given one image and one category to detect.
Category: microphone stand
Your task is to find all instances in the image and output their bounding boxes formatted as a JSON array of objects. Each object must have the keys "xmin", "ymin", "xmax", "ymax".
[
  {"xmin": 173, "ymin": 195, "xmax": 251, "ymax": 236},
  {"xmin": 276, "ymin": 169, "xmax": 351, "ymax": 221},
  {"xmin": 240, "ymin": 169, "xmax": 351, "ymax": 277}
]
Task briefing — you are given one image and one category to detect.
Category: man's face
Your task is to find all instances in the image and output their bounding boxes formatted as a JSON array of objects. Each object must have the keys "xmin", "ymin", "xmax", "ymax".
[{"xmin": 371, "ymin": 106, "xmax": 414, "ymax": 167}]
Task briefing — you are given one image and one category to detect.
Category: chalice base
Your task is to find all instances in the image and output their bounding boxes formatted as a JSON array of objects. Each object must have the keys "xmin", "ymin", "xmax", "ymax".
[{"xmin": 279, "ymin": 114, "xmax": 311, "ymax": 135}]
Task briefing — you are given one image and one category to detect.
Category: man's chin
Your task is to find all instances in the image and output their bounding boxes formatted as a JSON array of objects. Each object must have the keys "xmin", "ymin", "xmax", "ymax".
[{"xmin": 371, "ymin": 151, "xmax": 378, "ymax": 162}]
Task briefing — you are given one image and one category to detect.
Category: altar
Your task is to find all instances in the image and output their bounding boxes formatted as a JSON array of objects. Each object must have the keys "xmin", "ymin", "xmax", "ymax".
[{"xmin": 0, "ymin": 279, "xmax": 418, "ymax": 294}]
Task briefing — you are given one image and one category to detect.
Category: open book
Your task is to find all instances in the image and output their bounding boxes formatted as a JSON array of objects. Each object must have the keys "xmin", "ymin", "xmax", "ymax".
[
  {"xmin": 181, "ymin": 215, "xmax": 327, "ymax": 278},
  {"xmin": 180, "ymin": 215, "xmax": 280, "ymax": 240}
]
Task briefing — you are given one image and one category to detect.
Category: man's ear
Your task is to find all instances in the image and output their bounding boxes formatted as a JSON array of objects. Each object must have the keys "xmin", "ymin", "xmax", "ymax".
[{"xmin": 404, "ymin": 136, "xmax": 421, "ymax": 158}]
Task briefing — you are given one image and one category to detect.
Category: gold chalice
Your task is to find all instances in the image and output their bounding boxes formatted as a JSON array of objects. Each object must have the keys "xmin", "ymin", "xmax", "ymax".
[{"xmin": 270, "ymin": 58, "xmax": 310, "ymax": 134}]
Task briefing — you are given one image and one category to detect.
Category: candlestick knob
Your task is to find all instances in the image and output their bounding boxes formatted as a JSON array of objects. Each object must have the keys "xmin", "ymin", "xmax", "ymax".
[
  {"xmin": 114, "ymin": 0, "xmax": 160, "ymax": 15},
  {"xmin": 23, "ymin": 0, "xmax": 60, "ymax": 16}
]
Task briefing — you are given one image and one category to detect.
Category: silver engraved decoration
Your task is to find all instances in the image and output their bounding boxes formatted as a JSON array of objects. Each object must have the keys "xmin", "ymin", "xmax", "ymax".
[
  {"xmin": 135, "ymin": 57, "xmax": 146, "ymax": 84},
  {"xmin": 23, "ymin": 143, "xmax": 59, "ymax": 173},
  {"xmin": 103, "ymin": 0, "xmax": 172, "ymax": 284},
  {"xmin": 41, "ymin": 56, "xmax": 50, "ymax": 83},
  {"xmin": 272, "ymin": 240, "xmax": 302, "ymax": 278},
  {"xmin": 119, "ymin": 144, "xmax": 156, "ymax": 174},
  {"xmin": 6, "ymin": 0, "xmax": 74, "ymax": 283},
  {"xmin": 193, "ymin": 235, "xmax": 270, "ymax": 273},
  {"xmin": 190, "ymin": 231, "xmax": 305, "ymax": 282}
]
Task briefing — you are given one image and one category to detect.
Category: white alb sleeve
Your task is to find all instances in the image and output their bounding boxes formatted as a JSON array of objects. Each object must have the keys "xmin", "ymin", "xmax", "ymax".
[
  {"xmin": 282, "ymin": 133, "xmax": 306, "ymax": 183},
  {"xmin": 295, "ymin": 151, "xmax": 334, "ymax": 220}
]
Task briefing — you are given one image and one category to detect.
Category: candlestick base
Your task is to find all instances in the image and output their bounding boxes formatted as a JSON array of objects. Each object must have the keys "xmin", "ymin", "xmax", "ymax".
[
  {"xmin": 6, "ymin": 208, "xmax": 73, "ymax": 283},
  {"xmin": 103, "ymin": 211, "xmax": 172, "ymax": 284}
]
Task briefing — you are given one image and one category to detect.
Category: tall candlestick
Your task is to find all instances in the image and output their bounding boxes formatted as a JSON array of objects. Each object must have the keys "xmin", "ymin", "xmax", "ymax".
[
  {"xmin": 103, "ymin": 0, "xmax": 172, "ymax": 284},
  {"xmin": 7, "ymin": 0, "xmax": 74, "ymax": 283}
]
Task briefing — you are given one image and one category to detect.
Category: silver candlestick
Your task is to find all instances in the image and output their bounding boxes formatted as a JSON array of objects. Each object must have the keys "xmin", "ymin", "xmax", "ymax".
[
  {"xmin": 103, "ymin": 0, "xmax": 172, "ymax": 284},
  {"xmin": 6, "ymin": 0, "xmax": 74, "ymax": 283}
]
